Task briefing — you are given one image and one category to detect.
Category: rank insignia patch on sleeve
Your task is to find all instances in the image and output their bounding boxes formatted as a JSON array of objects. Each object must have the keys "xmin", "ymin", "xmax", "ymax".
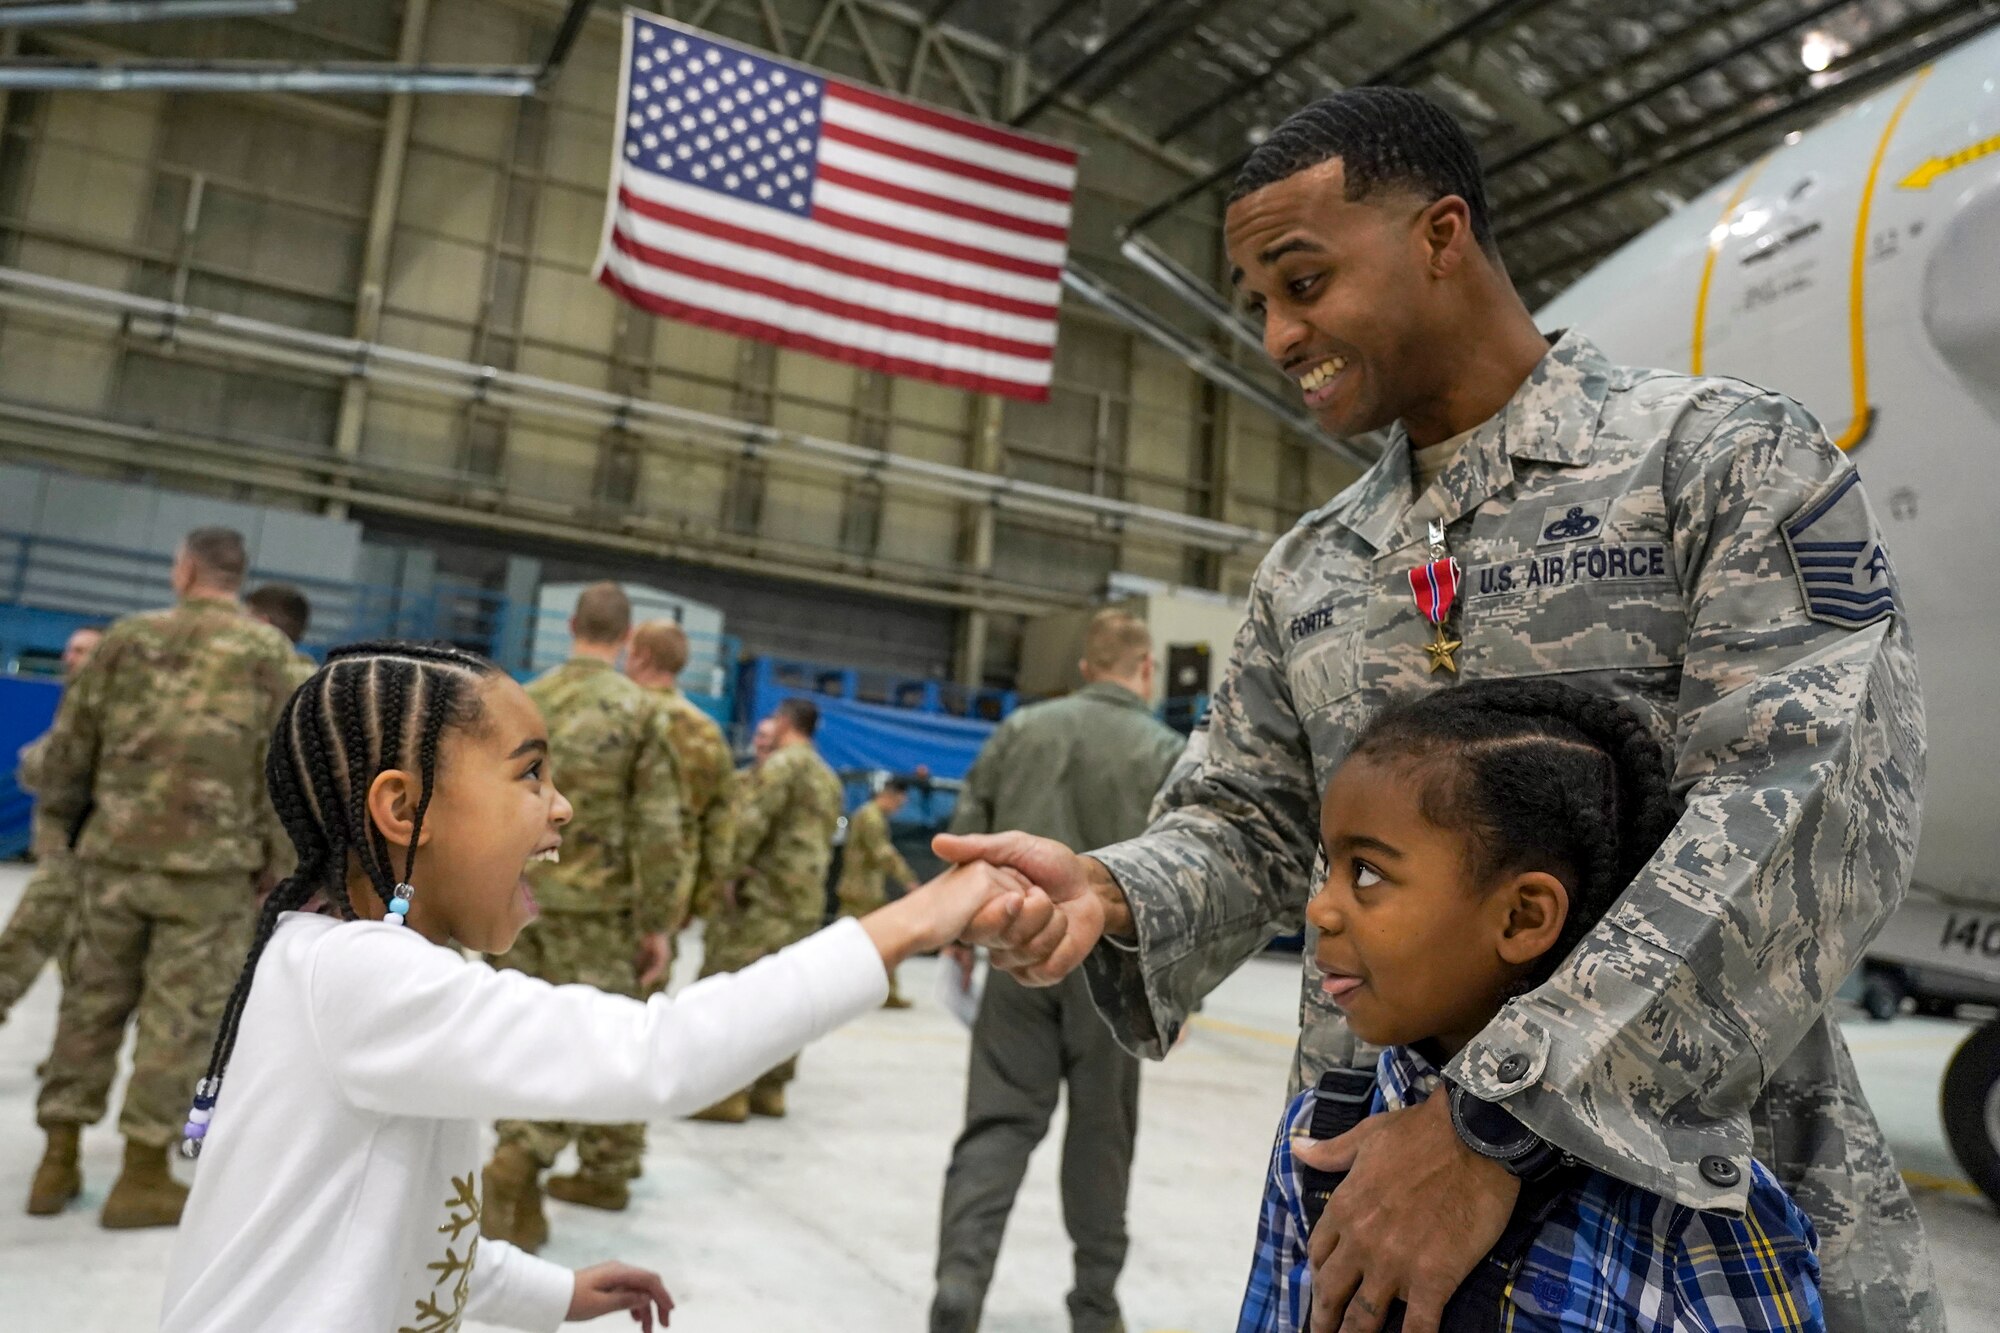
[{"xmin": 1782, "ymin": 469, "xmax": 1897, "ymax": 628}]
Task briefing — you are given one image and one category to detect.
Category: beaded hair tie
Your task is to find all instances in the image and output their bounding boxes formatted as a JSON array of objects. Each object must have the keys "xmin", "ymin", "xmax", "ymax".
[
  {"xmin": 179, "ymin": 1076, "xmax": 219, "ymax": 1159},
  {"xmin": 386, "ymin": 882, "xmax": 415, "ymax": 926}
]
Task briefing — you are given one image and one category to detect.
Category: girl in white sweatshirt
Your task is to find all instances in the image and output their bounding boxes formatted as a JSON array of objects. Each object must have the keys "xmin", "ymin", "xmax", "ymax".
[{"xmin": 160, "ymin": 641, "xmax": 1039, "ymax": 1333}]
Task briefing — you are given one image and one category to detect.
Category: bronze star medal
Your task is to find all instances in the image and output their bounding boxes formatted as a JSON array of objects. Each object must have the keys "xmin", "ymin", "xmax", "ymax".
[{"xmin": 1408, "ymin": 519, "xmax": 1462, "ymax": 674}]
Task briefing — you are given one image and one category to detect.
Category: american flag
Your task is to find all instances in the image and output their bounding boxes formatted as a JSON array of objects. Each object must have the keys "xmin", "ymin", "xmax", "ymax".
[{"xmin": 593, "ymin": 13, "xmax": 1078, "ymax": 402}]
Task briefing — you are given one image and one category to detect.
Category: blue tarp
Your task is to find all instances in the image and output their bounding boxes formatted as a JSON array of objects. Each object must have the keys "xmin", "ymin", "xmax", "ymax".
[
  {"xmin": 803, "ymin": 692, "xmax": 994, "ymax": 783},
  {"xmin": 1, "ymin": 676, "xmax": 61, "ymax": 859}
]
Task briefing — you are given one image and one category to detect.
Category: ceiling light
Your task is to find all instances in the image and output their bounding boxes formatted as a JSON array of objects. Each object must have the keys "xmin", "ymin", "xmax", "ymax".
[
  {"xmin": 1784, "ymin": 130, "xmax": 1803, "ymax": 145},
  {"xmin": 1800, "ymin": 31, "xmax": 1837, "ymax": 72}
]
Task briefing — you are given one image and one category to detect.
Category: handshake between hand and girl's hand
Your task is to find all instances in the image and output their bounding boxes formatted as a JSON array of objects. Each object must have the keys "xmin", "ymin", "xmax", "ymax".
[{"xmin": 857, "ymin": 857, "xmax": 1056, "ymax": 974}]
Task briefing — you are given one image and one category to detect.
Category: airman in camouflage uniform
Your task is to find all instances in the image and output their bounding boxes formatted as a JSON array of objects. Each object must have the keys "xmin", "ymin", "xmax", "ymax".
[
  {"xmin": 243, "ymin": 583, "xmax": 317, "ymax": 693},
  {"xmin": 482, "ymin": 584, "xmax": 685, "ymax": 1240},
  {"xmin": 954, "ymin": 89, "xmax": 1938, "ymax": 1333},
  {"xmin": 838, "ymin": 779, "xmax": 917, "ymax": 1007},
  {"xmin": 27, "ymin": 530, "xmax": 293, "ymax": 1229},
  {"xmin": 0, "ymin": 626, "xmax": 103, "ymax": 1025},
  {"xmin": 626, "ymin": 619, "xmax": 737, "ymax": 957},
  {"xmin": 691, "ymin": 697, "xmax": 843, "ymax": 1121}
]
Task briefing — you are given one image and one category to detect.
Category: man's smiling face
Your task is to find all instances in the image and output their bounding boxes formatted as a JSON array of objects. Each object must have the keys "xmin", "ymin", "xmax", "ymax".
[{"xmin": 1226, "ymin": 158, "xmax": 1445, "ymax": 439}]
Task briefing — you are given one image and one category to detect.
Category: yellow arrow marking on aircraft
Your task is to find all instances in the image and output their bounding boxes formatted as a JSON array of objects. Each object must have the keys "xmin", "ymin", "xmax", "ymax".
[{"xmin": 1898, "ymin": 131, "xmax": 2000, "ymax": 189}]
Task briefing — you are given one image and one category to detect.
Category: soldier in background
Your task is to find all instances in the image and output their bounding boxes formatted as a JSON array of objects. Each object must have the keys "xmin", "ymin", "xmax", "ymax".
[
  {"xmin": 481, "ymin": 582, "xmax": 685, "ymax": 1248},
  {"xmin": 242, "ymin": 583, "xmax": 317, "ymax": 690},
  {"xmin": 837, "ymin": 777, "xmax": 918, "ymax": 1009},
  {"xmin": 26, "ymin": 528, "xmax": 293, "ymax": 1228},
  {"xmin": 689, "ymin": 697, "xmax": 842, "ymax": 1123},
  {"xmin": 0, "ymin": 625, "xmax": 103, "ymax": 1027},
  {"xmin": 929, "ymin": 609, "xmax": 1184, "ymax": 1333},
  {"xmin": 625, "ymin": 619, "xmax": 736, "ymax": 967}
]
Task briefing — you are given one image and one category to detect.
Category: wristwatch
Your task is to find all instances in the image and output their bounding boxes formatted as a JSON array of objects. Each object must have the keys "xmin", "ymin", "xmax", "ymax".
[{"xmin": 1446, "ymin": 1079, "xmax": 1568, "ymax": 1181}]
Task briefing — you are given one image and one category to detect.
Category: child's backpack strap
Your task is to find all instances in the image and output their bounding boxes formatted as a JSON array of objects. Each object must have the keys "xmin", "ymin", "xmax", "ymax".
[
  {"xmin": 1299, "ymin": 1066, "xmax": 1378, "ymax": 1235},
  {"xmin": 1295, "ymin": 1061, "xmax": 1583, "ymax": 1333}
]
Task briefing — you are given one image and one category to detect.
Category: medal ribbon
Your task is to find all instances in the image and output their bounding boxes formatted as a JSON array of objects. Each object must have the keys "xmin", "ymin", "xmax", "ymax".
[{"xmin": 1408, "ymin": 557, "xmax": 1461, "ymax": 627}]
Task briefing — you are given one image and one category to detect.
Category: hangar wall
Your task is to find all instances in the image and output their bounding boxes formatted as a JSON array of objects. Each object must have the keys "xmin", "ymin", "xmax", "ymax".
[{"xmin": 0, "ymin": 0, "xmax": 1357, "ymax": 686}]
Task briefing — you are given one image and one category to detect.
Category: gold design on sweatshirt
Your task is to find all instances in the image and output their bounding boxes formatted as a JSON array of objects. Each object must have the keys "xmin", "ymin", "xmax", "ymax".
[{"xmin": 399, "ymin": 1174, "xmax": 481, "ymax": 1333}]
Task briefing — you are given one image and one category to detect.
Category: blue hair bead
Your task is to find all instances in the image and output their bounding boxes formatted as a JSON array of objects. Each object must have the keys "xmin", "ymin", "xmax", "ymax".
[
  {"xmin": 388, "ymin": 898, "xmax": 410, "ymax": 916},
  {"xmin": 183, "ymin": 1120, "xmax": 208, "ymax": 1141}
]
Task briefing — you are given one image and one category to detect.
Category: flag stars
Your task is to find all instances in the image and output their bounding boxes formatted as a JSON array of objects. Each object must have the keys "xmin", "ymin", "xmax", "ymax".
[
  {"xmin": 706, "ymin": 49, "xmax": 721, "ymax": 65},
  {"xmin": 633, "ymin": 84, "xmax": 648, "ymax": 101},
  {"xmin": 652, "ymin": 76, "xmax": 666, "ymax": 91},
  {"xmin": 670, "ymin": 67, "xmax": 685, "ymax": 83},
  {"xmin": 751, "ymin": 107, "xmax": 767, "ymax": 124},
  {"xmin": 772, "ymin": 70, "xmax": 787, "ymax": 84},
  {"xmin": 666, "ymin": 96, "xmax": 681, "ymax": 112},
  {"xmin": 700, "ymin": 107, "xmax": 717, "ymax": 123},
  {"xmin": 801, "ymin": 109, "xmax": 816, "ymax": 123},
  {"xmin": 752, "ymin": 79, "xmax": 768, "ymax": 95},
  {"xmin": 703, "ymin": 76, "xmax": 719, "ymax": 93},
  {"xmin": 744, "ymin": 164, "xmax": 759, "ymax": 179},
  {"xmin": 695, "ymin": 133, "xmax": 710, "ymax": 149},
  {"xmin": 680, "ymin": 114, "xmax": 695, "ymax": 130},
  {"xmin": 731, "ymin": 116, "xmax": 746, "ymax": 132},
  {"xmin": 758, "ymin": 183, "xmax": 773, "ymax": 198},
  {"xmin": 624, "ymin": 142, "xmax": 638, "ymax": 158},
  {"xmin": 794, "ymin": 137, "xmax": 811, "ymax": 153},
  {"xmin": 782, "ymin": 116, "xmax": 797, "ymax": 133},
  {"xmin": 728, "ymin": 144, "xmax": 744, "ymax": 160},
  {"xmin": 709, "ymin": 153, "xmax": 724, "ymax": 169},
  {"xmin": 637, "ymin": 55, "xmax": 652, "ymax": 72},
  {"xmin": 721, "ymin": 68, "xmax": 737, "ymax": 85},
  {"xmin": 676, "ymin": 144, "xmax": 692, "ymax": 160},
  {"xmin": 784, "ymin": 89, "xmax": 801, "ymax": 106},
  {"xmin": 671, "ymin": 37, "xmax": 687, "ymax": 53},
  {"xmin": 647, "ymin": 104, "xmax": 663, "ymax": 120},
  {"xmin": 737, "ymin": 58, "xmax": 753, "ymax": 73},
  {"xmin": 691, "ymin": 164, "xmax": 707, "ymax": 179},
  {"xmin": 725, "ymin": 173, "xmax": 739, "ymax": 189},
  {"xmin": 777, "ymin": 144, "xmax": 794, "ymax": 161},
  {"xmin": 628, "ymin": 112, "xmax": 643, "ymax": 128},
  {"xmin": 789, "ymin": 192, "xmax": 805, "ymax": 207}
]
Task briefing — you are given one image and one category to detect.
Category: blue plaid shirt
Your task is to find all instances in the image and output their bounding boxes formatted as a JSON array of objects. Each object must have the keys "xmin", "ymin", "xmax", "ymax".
[{"xmin": 1237, "ymin": 1047, "xmax": 1825, "ymax": 1333}]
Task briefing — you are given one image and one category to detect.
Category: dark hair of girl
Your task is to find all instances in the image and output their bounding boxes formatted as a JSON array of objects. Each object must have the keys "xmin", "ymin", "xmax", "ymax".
[
  {"xmin": 180, "ymin": 640, "xmax": 498, "ymax": 1157},
  {"xmin": 1349, "ymin": 678, "xmax": 1681, "ymax": 984}
]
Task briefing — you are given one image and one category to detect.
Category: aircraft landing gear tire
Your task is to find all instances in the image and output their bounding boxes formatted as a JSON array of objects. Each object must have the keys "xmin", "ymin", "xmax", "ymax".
[
  {"xmin": 1860, "ymin": 973, "xmax": 1905, "ymax": 1023},
  {"xmin": 1941, "ymin": 1019, "xmax": 2000, "ymax": 1210}
]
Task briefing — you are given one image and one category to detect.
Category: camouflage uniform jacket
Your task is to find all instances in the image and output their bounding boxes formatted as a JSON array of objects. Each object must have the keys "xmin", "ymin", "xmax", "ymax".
[
  {"xmin": 726, "ymin": 741, "xmax": 843, "ymax": 918},
  {"xmin": 30, "ymin": 596, "xmax": 295, "ymax": 875},
  {"xmin": 525, "ymin": 658, "xmax": 685, "ymax": 934},
  {"xmin": 17, "ymin": 733, "xmax": 59, "ymax": 861},
  {"xmin": 950, "ymin": 682, "xmax": 1186, "ymax": 848},
  {"xmin": 650, "ymin": 686, "xmax": 737, "ymax": 926},
  {"xmin": 284, "ymin": 650, "xmax": 318, "ymax": 693},
  {"xmin": 838, "ymin": 799, "xmax": 915, "ymax": 908},
  {"xmin": 1088, "ymin": 333, "xmax": 1926, "ymax": 1225}
]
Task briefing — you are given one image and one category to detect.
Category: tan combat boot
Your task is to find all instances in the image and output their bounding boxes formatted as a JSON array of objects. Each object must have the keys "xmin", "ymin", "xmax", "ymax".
[
  {"xmin": 688, "ymin": 1091, "xmax": 750, "ymax": 1124},
  {"xmin": 481, "ymin": 1144, "xmax": 548, "ymax": 1254},
  {"xmin": 545, "ymin": 1172, "xmax": 631, "ymax": 1211},
  {"xmin": 100, "ymin": 1138, "xmax": 189, "ymax": 1229},
  {"xmin": 26, "ymin": 1124, "xmax": 82, "ymax": 1216},
  {"xmin": 748, "ymin": 1083, "xmax": 787, "ymax": 1119}
]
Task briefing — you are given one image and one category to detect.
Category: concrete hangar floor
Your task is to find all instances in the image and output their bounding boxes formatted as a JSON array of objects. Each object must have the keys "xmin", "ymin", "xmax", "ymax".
[{"xmin": 0, "ymin": 863, "xmax": 1994, "ymax": 1331}]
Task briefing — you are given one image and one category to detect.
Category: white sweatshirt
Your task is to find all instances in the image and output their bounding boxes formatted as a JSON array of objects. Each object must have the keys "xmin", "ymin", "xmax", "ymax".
[{"xmin": 160, "ymin": 912, "xmax": 889, "ymax": 1332}]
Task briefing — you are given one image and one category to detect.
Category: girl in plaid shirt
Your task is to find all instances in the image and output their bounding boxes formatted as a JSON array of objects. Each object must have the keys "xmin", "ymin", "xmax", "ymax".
[{"xmin": 1238, "ymin": 680, "xmax": 1825, "ymax": 1333}]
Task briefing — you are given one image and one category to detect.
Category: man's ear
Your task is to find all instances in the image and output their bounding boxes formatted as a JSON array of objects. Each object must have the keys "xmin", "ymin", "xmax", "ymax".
[
  {"xmin": 1421, "ymin": 195, "xmax": 1475, "ymax": 278},
  {"xmin": 366, "ymin": 768, "xmax": 431, "ymax": 851},
  {"xmin": 1494, "ymin": 870, "xmax": 1568, "ymax": 967}
]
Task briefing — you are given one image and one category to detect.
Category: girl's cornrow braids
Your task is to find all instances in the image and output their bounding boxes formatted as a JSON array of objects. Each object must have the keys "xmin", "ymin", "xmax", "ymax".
[{"xmin": 180, "ymin": 643, "xmax": 497, "ymax": 1159}]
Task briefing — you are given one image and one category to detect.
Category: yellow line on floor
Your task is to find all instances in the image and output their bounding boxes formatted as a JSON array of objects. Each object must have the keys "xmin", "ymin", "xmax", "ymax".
[
  {"xmin": 1901, "ymin": 1169, "xmax": 1984, "ymax": 1198},
  {"xmin": 1188, "ymin": 1014, "xmax": 1299, "ymax": 1048}
]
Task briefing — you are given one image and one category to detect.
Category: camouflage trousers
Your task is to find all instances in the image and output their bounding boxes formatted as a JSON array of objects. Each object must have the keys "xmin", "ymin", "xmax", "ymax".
[
  {"xmin": 835, "ymin": 897, "xmax": 902, "ymax": 1004},
  {"xmin": 1297, "ymin": 1006, "xmax": 1942, "ymax": 1333},
  {"xmin": 0, "ymin": 853, "xmax": 80, "ymax": 1020},
  {"xmin": 699, "ymin": 876, "xmax": 821, "ymax": 1093},
  {"xmin": 37, "ymin": 864, "xmax": 254, "ymax": 1147},
  {"xmin": 491, "ymin": 911, "xmax": 647, "ymax": 1180}
]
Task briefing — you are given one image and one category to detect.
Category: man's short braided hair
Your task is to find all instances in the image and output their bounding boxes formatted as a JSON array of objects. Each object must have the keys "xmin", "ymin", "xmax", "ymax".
[{"xmin": 1230, "ymin": 86, "xmax": 1496, "ymax": 253}]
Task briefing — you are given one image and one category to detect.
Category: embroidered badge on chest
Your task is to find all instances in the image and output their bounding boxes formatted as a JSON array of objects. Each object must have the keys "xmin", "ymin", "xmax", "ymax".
[
  {"xmin": 1537, "ymin": 498, "xmax": 1611, "ymax": 545},
  {"xmin": 1782, "ymin": 470, "xmax": 1896, "ymax": 628}
]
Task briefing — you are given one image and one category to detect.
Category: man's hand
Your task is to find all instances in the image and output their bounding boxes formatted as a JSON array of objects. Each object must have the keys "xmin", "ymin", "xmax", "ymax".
[
  {"xmin": 1297, "ymin": 1089, "xmax": 1517, "ymax": 1333},
  {"xmin": 568, "ymin": 1260, "xmax": 673, "ymax": 1329},
  {"xmin": 932, "ymin": 831, "xmax": 1122, "ymax": 987},
  {"xmin": 635, "ymin": 932, "xmax": 671, "ymax": 989}
]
